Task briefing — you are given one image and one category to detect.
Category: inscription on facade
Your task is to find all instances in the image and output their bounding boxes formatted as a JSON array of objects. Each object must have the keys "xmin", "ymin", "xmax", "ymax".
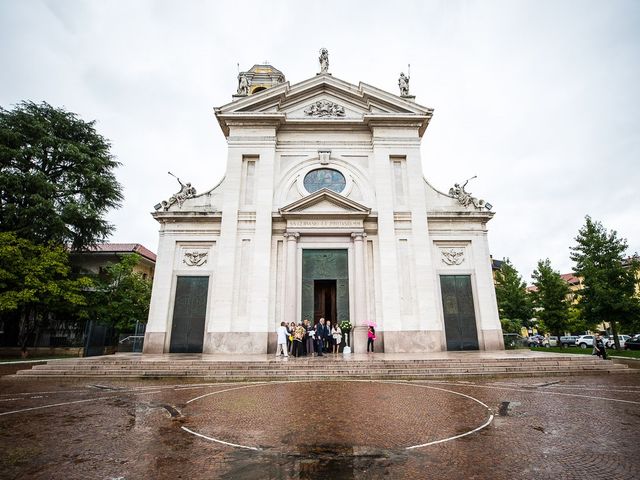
[{"xmin": 288, "ymin": 219, "xmax": 362, "ymax": 228}]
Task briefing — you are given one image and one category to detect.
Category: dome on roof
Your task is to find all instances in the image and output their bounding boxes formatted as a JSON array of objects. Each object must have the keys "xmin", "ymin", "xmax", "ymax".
[{"xmin": 234, "ymin": 63, "xmax": 285, "ymax": 98}]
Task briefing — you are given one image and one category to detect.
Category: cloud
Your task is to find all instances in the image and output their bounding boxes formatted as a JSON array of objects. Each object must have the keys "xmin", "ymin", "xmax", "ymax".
[{"xmin": 1, "ymin": 0, "xmax": 638, "ymax": 282}]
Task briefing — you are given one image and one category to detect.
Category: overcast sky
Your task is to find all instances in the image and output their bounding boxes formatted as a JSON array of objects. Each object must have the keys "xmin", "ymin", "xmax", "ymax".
[{"xmin": 1, "ymin": 0, "xmax": 638, "ymax": 283}]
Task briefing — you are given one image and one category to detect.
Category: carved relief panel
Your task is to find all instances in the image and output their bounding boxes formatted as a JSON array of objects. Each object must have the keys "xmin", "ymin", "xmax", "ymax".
[
  {"xmin": 175, "ymin": 243, "xmax": 215, "ymax": 270},
  {"xmin": 433, "ymin": 241, "xmax": 471, "ymax": 268},
  {"xmin": 441, "ymin": 248, "xmax": 465, "ymax": 266}
]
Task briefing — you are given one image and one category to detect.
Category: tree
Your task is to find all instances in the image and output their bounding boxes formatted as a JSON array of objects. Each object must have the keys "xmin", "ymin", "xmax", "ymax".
[
  {"xmin": 570, "ymin": 216, "xmax": 640, "ymax": 349},
  {"xmin": 494, "ymin": 258, "xmax": 533, "ymax": 329},
  {"xmin": 87, "ymin": 254, "xmax": 152, "ymax": 331},
  {"xmin": 500, "ymin": 317, "xmax": 523, "ymax": 335},
  {"xmin": 0, "ymin": 232, "xmax": 91, "ymax": 354},
  {"xmin": 0, "ymin": 101, "xmax": 123, "ymax": 250},
  {"xmin": 531, "ymin": 259, "xmax": 571, "ymax": 340},
  {"xmin": 565, "ymin": 305, "xmax": 597, "ymax": 335}
]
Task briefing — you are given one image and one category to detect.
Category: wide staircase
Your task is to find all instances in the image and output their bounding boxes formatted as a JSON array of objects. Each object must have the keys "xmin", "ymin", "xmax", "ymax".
[{"xmin": 13, "ymin": 353, "xmax": 636, "ymax": 381}]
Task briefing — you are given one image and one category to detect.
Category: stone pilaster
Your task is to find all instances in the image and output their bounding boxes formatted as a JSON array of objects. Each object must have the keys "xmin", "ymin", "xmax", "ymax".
[
  {"xmin": 283, "ymin": 232, "xmax": 300, "ymax": 324},
  {"xmin": 352, "ymin": 232, "xmax": 368, "ymax": 353}
]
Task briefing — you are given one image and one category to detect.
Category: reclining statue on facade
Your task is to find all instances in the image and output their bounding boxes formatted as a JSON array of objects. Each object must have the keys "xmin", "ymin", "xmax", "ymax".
[
  {"xmin": 161, "ymin": 173, "xmax": 197, "ymax": 211},
  {"xmin": 449, "ymin": 177, "xmax": 487, "ymax": 210}
]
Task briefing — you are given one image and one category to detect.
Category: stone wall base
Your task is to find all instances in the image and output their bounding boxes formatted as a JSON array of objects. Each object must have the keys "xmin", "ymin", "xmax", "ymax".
[
  {"xmin": 142, "ymin": 332, "xmax": 166, "ymax": 354},
  {"xmin": 383, "ymin": 330, "xmax": 445, "ymax": 353},
  {"xmin": 481, "ymin": 328, "xmax": 505, "ymax": 350},
  {"xmin": 142, "ymin": 328, "xmax": 505, "ymax": 354},
  {"xmin": 203, "ymin": 332, "xmax": 268, "ymax": 354}
]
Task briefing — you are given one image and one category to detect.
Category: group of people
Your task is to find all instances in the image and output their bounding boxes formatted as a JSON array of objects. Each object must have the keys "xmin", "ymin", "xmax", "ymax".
[
  {"xmin": 275, "ymin": 320, "xmax": 377, "ymax": 357},
  {"xmin": 276, "ymin": 318, "xmax": 342, "ymax": 357}
]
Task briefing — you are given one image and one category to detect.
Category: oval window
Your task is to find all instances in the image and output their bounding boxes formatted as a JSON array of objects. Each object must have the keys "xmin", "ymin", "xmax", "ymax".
[{"xmin": 303, "ymin": 168, "xmax": 346, "ymax": 194}]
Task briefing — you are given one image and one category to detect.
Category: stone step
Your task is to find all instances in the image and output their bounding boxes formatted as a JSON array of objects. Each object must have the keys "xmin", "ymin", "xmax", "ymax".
[
  {"xmin": 30, "ymin": 358, "xmax": 608, "ymax": 368},
  {"xmin": 24, "ymin": 365, "xmax": 613, "ymax": 375},
  {"xmin": 15, "ymin": 364, "xmax": 630, "ymax": 378},
  {"xmin": 25, "ymin": 360, "xmax": 619, "ymax": 371},
  {"xmin": 50, "ymin": 356, "xmax": 602, "ymax": 365},
  {"xmin": 15, "ymin": 368, "xmax": 636, "ymax": 381},
  {"xmin": 13, "ymin": 355, "xmax": 634, "ymax": 380}
]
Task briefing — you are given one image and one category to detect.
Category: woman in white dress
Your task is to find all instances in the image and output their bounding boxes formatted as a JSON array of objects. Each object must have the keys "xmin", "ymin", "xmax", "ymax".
[{"xmin": 332, "ymin": 323, "xmax": 342, "ymax": 354}]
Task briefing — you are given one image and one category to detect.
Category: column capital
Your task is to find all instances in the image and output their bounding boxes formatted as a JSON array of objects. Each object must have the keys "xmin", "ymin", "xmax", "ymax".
[
  {"xmin": 284, "ymin": 231, "xmax": 300, "ymax": 241},
  {"xmin": 351, "ymin": 232, "xmax": 367, "ymax": 241}
]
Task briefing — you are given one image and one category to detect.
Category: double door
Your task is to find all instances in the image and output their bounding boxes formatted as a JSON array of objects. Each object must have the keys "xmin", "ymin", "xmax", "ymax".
[
  {"xmin": 440, "ymin": 275, "xmax": 479, "ymax": 350},
  {"xmin": 169, "ymin": 276, "xmax": 209, "ymax": 353}
]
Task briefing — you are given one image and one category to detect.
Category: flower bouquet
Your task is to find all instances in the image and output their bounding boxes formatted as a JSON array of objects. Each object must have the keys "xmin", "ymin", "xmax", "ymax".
[
  {"xmin": 339, "ymin": 320, "xmax": 352, "ymax": 333},
  {"xmin": 339, "ymin": 320, "xmax": 353, "ymax": 350}
]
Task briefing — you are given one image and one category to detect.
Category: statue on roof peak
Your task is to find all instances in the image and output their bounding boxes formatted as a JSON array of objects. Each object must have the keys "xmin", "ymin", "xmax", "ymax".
[{"xmin": 319, "ymin": 48, "xmax": 329, "ymax": 73}]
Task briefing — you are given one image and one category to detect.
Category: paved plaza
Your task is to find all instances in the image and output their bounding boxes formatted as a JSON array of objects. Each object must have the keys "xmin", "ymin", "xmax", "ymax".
[{"xmin": 1, "ymin": 365, "xmax": 639, "ymax": 479}]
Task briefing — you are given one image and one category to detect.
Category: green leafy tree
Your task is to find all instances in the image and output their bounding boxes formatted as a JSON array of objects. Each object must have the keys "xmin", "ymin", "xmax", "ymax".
[
  {"xmin": 0, "ymin": 101, "xmax": 123, "ymax": 250},
  {"xmin": 500, "ymin": 317, "xmax": 523, "ymax": 335},
  {"xmin": 494, "ymin": 258, "xmax": 533, "ymax": 329},
  {"xmin": 0, "ymin": 232, "xmax": 91, "ymax": 353},
  {"xmin": 531, "ymin": 259, "xmax": 571, "ymax": 340},
  {"xmin": 565, "ymin": 305, "xmax": 597, "ymax": 334},
  {"xmin": 87, "ymin": 254, "xmax": 152, "ymax": 331},
  {"xmin": 570, "ymin": 216, "xmax": 640, "ymax": 348}
]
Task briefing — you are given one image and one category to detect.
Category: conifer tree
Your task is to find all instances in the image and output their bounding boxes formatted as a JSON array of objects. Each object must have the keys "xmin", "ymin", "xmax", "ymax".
[
  {"xmin": 531, "ymin": 259, "xmax": 571, "ymax": 340},
  {"xmin": 0, "ymin": 101, "xmax": 123, "ymax": 250},
  {"xmin": 570, "ymin": 216, "xmax": 640, "ymax": 349},
  {"xmin": 494, "ymin": 258, "xmax": 533, "ymax": 331}
]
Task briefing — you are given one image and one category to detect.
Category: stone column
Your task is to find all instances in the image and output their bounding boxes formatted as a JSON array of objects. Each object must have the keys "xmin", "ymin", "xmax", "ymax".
[
  {"xmin": 351, "ymin": 232, "xmax": 368, "ymax": 353},
  {"xmin": 283, "ymin": 232, "xmax": 300, "ymax": 324}
]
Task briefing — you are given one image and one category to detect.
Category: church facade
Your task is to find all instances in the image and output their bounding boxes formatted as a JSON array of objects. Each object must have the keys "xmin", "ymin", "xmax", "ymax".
[{"xmin": 143, "ymin": 58, "xmax": 504, "ymax": 355}]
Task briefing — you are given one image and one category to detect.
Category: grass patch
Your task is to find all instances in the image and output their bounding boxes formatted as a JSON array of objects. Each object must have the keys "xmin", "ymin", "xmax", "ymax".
[{"xmin": 530, "ymin": 347, "xmax": 640, "ymax": 358}]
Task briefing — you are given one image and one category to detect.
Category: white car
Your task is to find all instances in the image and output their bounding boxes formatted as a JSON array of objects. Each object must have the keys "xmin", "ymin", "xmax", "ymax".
[
  {"xmin": 575, "ymin": 335, "xmax": 595, "ymax": 349},
  {"xmin": 560, "ymin": 335, "xmax": 579, "ymax": 347},
  {"xmin": 606, "ymin": 335, "xmax": 631, "ymax": 349}
]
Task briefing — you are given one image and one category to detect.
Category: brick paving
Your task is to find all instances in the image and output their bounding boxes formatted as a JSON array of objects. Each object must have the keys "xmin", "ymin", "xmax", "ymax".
[{"xmin": 0, "ymin": 374, "xmax": 638, "ymax": 479}]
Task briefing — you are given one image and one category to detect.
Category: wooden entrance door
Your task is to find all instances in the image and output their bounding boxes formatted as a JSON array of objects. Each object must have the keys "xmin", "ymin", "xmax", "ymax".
[{"xmin": 314, "ymin": 279, "xmax": 337, "ymax": 325}]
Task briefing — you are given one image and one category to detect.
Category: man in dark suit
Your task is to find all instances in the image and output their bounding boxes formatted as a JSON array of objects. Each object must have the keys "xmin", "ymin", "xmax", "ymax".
[{"xmin": 315, "ymin": 318, "xmax": 327, "ymax": 356}]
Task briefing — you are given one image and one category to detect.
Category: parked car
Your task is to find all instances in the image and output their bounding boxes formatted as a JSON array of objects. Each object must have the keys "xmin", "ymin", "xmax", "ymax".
[
  {"xmin": 503, "ymin": 333, "xmax": 528, "ymax": 348},
  {"xmin": 560, "ymin": 335, "xmax": 579, "ymax": 347},
  {"xmin": 528, "ymin": 335, "xmax": 552, "ymax": 347},
  {"xmin": 575, "ymin": 335, "xmax": 595, "ymax": 349},
  {"xmin": 606, "ymin": 335, "xmax": 631, "ymax": 349},
  {"xmin": 548, "ymin": 336, "xmax": 558, "ymax": 347},
  {"xmin": 624, "ymin": 336, "xmax": 640, "ymax": 350}
]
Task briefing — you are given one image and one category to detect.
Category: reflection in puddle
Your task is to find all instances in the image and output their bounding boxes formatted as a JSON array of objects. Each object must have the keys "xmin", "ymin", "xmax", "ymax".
[{"xmin": 221, "ymin": 444, "xmax": 408, "ymax": 479}]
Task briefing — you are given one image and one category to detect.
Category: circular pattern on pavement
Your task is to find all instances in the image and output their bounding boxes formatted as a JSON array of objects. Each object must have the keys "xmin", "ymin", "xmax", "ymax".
[{"xmin": 181, "ymin": 380, "xmax": 494, "ymax": 452}]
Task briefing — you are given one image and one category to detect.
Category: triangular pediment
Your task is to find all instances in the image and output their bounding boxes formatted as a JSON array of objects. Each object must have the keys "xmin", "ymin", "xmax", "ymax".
[
  {"xmin": 279, "ymin": 188, "xmax": 371, "ymax": 217},
  {"xmin": 215, "ymin": 74, "xmax": 434, "ymax": 135}
]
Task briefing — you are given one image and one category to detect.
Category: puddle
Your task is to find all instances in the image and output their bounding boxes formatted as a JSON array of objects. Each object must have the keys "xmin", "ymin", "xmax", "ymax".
[
  {"xmin": 88, "ymin": 384, "xmax": 125, "ymax": 391},
  {"xmin": 498, "ymin": 400, "xmax": 522, "ymax": 417},
  {"xmin": 220, "ymin": 444, "xmax": 407, "ymax": 479},
  {"xmin": 161, "ymin": 404, "xmax": 182, "ymax": 418}
]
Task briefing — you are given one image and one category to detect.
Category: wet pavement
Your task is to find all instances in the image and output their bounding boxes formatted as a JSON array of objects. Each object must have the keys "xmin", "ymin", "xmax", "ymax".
[{"xmin": 1, "ymin": 373, "xmax": 639, "ymax": 479}]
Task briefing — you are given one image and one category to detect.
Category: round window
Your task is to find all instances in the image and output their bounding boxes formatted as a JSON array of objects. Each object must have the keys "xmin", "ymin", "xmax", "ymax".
[{"xmin": 303, "ymin": 168, "xmax": 346, "ymax": 194}]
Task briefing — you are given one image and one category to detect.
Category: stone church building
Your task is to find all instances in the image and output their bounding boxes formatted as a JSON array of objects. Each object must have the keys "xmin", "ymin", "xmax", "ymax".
[{"xmin": 143, "ymin": 57, "xmax": 503, "ymax": 355}]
